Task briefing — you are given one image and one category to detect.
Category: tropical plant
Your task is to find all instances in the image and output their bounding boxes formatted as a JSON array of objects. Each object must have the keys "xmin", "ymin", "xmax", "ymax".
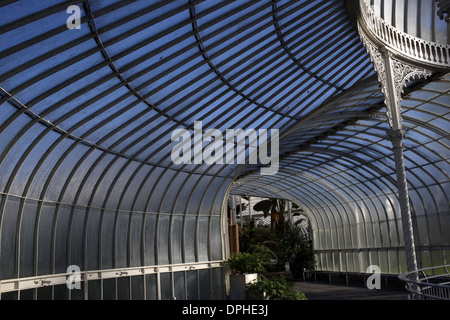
[
  {"xmin": 227, "ymin": 252, "xmax": 265, "ymax": 274},
  {"xmin": 279, "ymin": 221, "xmax": 316, "ymax": 278},
  {"xmin": 253, "ymin": 198, "xmax": 287, "ymax": 233},
  {"xmin": 248, "ymin": 244, "xmax": 280, "ymax": 271},
  {"xmin": 253, "ymin": 199, "xmax": 272, "ymax": 218}
]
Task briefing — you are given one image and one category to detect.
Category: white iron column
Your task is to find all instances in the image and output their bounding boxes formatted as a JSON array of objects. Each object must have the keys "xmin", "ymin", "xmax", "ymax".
[
  {"xmin": 358, "ymin": 32, "xmax": 432, "ymax": 276},
  {"xmin": 387, "ymin": 128, "xmax": 417, "ymax": 274},
  {"xmin": 383, "ymin": 53, "xmax": 418, "ymax": 275}
]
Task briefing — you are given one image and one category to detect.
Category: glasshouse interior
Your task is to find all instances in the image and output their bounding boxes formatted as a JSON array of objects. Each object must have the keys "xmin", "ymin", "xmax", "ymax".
[{"xmin": 0, "ymin": 0, "xmax": 449, "ymax": 300}]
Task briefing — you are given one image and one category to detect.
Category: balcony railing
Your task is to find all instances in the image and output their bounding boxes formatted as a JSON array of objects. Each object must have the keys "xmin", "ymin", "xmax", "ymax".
[
  {"xmin": 359, "ymin": 0, "xmax": 450, "ymax": 68},
  {"xmin": 398, "ymin": 265, "xmax": 450, "ymax": 300}
]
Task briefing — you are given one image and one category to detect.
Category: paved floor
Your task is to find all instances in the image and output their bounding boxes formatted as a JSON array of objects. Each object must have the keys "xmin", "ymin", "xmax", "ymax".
[{"xmin": 293, "ymin": 281, "xmax": 409, "ymax": 300}]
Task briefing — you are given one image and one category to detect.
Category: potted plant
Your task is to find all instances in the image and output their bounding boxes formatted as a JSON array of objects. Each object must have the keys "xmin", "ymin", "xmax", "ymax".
[{"xmin": 227, "ymin": 252, "xmax": 265, "ymax": 300}]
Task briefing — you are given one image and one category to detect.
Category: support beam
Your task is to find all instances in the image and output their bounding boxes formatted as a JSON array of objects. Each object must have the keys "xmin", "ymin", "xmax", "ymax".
[
  {"xmin": 357, "ymin": 21, "xmax": 433, "ymax": 278},
  {"xmin": 387, "ymin": 128, "xmax": 417, "ymax": 275}
]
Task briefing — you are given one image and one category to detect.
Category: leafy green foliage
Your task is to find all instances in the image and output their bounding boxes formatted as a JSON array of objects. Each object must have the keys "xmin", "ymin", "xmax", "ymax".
[
  {"xmin": 279, "ymin": 222, "xmax": 316, "ymax": 278},
  {"xmin": 237, "ymin": 215, "xmax": 316, "ymax": 277},
  {"xmin": 246, "ymin": 276, "xmax": 307, "ymax": 300},
  {"xmin": 227, "ymin": 252, "xmax": 265, "ymax": 274}
]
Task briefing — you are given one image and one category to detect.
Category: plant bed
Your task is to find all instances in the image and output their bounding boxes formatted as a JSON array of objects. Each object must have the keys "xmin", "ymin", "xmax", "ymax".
[{"xmin": 246, "ymin": 275, "xmax": 307, "ymax": 300}]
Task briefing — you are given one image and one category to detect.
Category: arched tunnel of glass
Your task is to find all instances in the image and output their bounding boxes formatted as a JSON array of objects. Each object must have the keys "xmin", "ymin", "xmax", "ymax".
[{"xmin": 0, "ymin": 0, "xmax": 448, "ymax": 300}]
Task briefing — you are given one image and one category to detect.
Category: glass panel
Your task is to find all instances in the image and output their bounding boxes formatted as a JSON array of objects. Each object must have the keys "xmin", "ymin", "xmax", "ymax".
[
  {"xmin": 440, "ymin": 215, "xmax": 450, "ymax": 245},
  {"xmin": 431, "ymin": 251, "xmax": 444, "ymax": 270},
  {"xmin": 198, "ymin": 269, "xmax": 211, "ymax": 300},
  {"xmin": 54, "ymin": 204, "xmax": 70, "ymax": 274},
  {"xmin": 117, "ymin": 277, "xmax": 130, "ymax": 300},
  {"xmin": 398, "ymin": 250, "xmax": 407, "ymax": 273},
  {"xmin": 115, "ymin": 210, "xmax": 130, "ymax": 268},
  {"xmin": 70, "ymin": 282, "xmax": 84, "ymax": 300},
  {"xmin": 101, "ymin": 210, "xmax": 115, "ymax": 269},
  {"xmin": 131, "ymin": 276, "xmax": 144, "ymax": 300},
  {"xmin": 211, "ymin": 268, "xmax": 224, "ymax": 300},
  {"xmin": 388, "ymin": 250, "xmax": 398, "ymax": 274},
  {"xmin": 129, "ymin": 213, "xmax": 143, "ymax": 267},
  {"xmin": 352, "ymin": 252, "xmax": 360, "ymax": 273},
  {"xmin": 143, "ymin": 213, "xmax": 157, "ymax": 266},
  {"xmin": 37, "ymin": 203, "xmax": 56, "ymax": 276},
  {"xmin": 88, "ymin": 280, "xmax": 101, "ymax": 300},
  {"xmin": 19, "ymin": 199, "xmax": 38, "ymax": 278},
  {"xmin": 174, "ymin": 175, "xmax": 201, "ymax": 214},
  {"xmin": 103, "ymin": 278, "xmax": 116, "ymax": 300},
  {"xmin": 147, "ymin": 171, "xmax": 176, "ymax": 213},
  {"xmin": 346, "ymin": 252, "xmax": 354, "ymax": 272},
  {"xmin": 173, "ymin": 271, "xmax": 186, "ymax": 300},
  {"xmin": 416, "ymin": 215, "xmax": 430, "ymax": 246},
  {"xmin": 332, "ymin": 252, "xmax": 339, "ymax": 271},
  {"xmin": 210, "ymin": 216, "xmax": 222, "ymax": 261},
  {"xmin": 70, "ymin": 207, "xmax": 86, "ymax": 269},
  {"xmin": 420, "ymin": 250, "xmax": 432, "ymax": 269},
  {"xmin": 157, "ymin": 215, "xmax": 170, "ymax": 265},
  {"xmin": 161, "ymin": 172, "xmax": 188, "ymax": 214},
  {"xmin": 54, "ymin": 284, "xmax": 69, "ymax": 300},
  {"xmin": 86, "ymin": 208, "xmax": 101, "ymax": 270},
  {"xmin": 160, "ymin": 273, "xmax": 172, "ymax": 300},
  {"xmin": 145, "ymin": 274, "xmax": 158, "ymax": 300},
  {"xmin": 120, "ymin": 165, "xmax": 152, "ymax": 211},
  {"xmin": 198, "ymin": 217, "xmax": 210, "ymax": 262},
  {"xmin": 184, "ymin": 216, "xmax": 197, "ymax": 263},
  {"xmin": 359, "ymin": 251, "xmax": 369, "ymax": 273},
  {"xmin": 19, "ymin": 288, "xmax": 34, "ymax": 300},
  {"xmin": 369, "ymin": 251, "xmax": 379, "ymax": 269},
  {"xmin": 0, "ymin": 197, "xmax": 20, "ymax": 279},
  {"xmin": 37, "ymin": 286, "xmax": 52, "ymax": 300},
  {"xmin": 171, "ymin": 215, "xmax": 184, "ymax": 264},
  {"xmin": 1, "ymin": 291, "xmax": 18, "ymax": 300},
  {"xmin": 429, "ymin": 215, "xmax": 443, "ymax": 246},
  {"xmin": 186, "ymin": 270, "xmax": 199, "ymax": 300}
]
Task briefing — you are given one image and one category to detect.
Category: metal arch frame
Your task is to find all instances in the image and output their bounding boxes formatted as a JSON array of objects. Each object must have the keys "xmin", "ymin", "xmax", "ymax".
[
  {"xmin": 188, "ymin": 0, "xmax": 289, "ymax": 115},
  {"xmin": 82, "ymin": 1, "xmax": 185, "ymax": 127},
  {"xmin": 0, "ymin": 0, "xmax": 372, "ymax": 174},
  {"xmin": 238, "ymin": 118, "xmax": 441, "ymax": 194},
  {"xmin": 271, "ymin": 0, "xmax": 346, "ymax": 91},
  {"xmin": 1, "ymin": 0, "xmax": 368, "ymax": 132},
  {"xmin": 103, "ymin": 0, "xmax": 364, "ymax": 136}
]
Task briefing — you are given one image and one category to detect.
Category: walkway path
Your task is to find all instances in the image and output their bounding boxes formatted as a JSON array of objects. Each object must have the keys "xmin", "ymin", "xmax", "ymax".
[{"xmin": 293, "ymin": 281, "xmax": 409, "ymax": 300}]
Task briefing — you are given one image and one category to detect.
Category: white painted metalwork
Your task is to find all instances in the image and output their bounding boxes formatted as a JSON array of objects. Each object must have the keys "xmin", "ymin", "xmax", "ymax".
[
  {"xmin": 356, "ymin": 0, "xmax": 447, "ymax": 278},
  {"xmin": 399, "ymin": 265, "xmax": 450, "ymax": 300},
  {"xmin": 360, "ymin": 0, "xmax": 450, "ymax": 69},
  {"xmin": 0, "ymin": 260, "xmax": 224, "ymax": 300}
]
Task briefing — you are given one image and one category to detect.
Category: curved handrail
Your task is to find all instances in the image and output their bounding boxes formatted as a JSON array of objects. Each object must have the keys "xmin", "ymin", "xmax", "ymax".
[
  {"xmin": 359, "ymin": 0, "xmax": 450, "ymax": 69},
  {"xmin": 399, "ymin": 265, "xmax": 450, "ymax": 300}
]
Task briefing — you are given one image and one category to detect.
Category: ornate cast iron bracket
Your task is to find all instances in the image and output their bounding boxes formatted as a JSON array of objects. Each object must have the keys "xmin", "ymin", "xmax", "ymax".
[
  {"xmin": 358, "ymin": 26, "xmax": 432, "ymax": 130},
  {"xmin": 436, "ymin": 0, "xmax": 450, "ymax": 22}
]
